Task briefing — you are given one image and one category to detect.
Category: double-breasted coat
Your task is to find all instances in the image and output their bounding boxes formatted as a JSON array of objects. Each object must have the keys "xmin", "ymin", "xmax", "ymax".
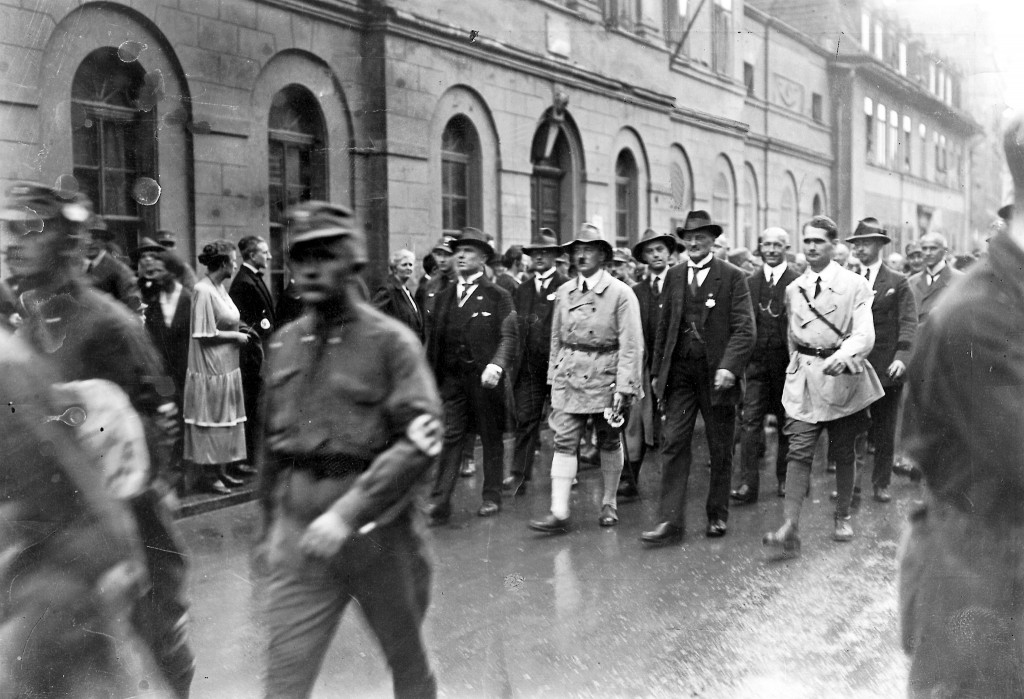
[{"xmin": 548, "ymin": 270, "xmax": 643, "ymax": 414}]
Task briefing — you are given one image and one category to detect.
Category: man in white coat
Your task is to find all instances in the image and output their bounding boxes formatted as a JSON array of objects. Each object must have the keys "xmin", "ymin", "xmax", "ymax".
[{"xmin": 762, "ymin": 215, "xmax": 883, "ymax": 556}]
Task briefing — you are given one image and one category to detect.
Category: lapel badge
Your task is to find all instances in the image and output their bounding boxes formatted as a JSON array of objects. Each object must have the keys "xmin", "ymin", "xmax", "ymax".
[
  {"xmin": 705, "ymin": 297, "xmax": 716, "ymax": 308},
  {"xmin": 260, "ymin": 318, "xmax": 271, "ymax": 330}
]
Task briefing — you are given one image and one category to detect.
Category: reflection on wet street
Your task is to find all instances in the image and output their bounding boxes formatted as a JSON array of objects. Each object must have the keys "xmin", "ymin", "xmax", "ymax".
[{"xmin": 182, "ymin": 424, "xmax": 912, "ymax": 698}]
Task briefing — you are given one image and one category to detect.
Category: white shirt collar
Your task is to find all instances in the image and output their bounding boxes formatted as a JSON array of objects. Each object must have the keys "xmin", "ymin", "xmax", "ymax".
[
  {"xmin": 863, "ymin": 259, "xmax": 883, "ymax": 280},
  {"xmin": 689, "ymin": 253, "xmax": 713, "ymax": 269},
  {"xmin": 650, "ymin": 269, "xmax": 667, "ymax": 285},
  {"xmin": 763, "ymin": 261, "xmax": 788, "ymax": 280},
  {"xmin": 536, "ymin": 267, "xmax": 556, "ymax": 281},
  {"xmin": 804, "ymin": 260, "xmax": 842, "ymax": 285},
  {"xmin": 577, "ymin": 269, "xmax": 605, "ymax": 289},
  {"xmin": 459, "ymin": 271, "xmax": 483, "ymax": 286},
  {"xmin": 927, "ymin": 260, "xmax": 946, "ymax": 276},
  {"xmin": 243, "ymin": 262, "xmax": 260, "ymax": 275}
]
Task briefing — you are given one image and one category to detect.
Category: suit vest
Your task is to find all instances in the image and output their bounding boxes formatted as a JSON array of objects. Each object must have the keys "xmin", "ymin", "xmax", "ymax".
[
  {"xmin": 756, "ymin": 277, "xmax": 788, "ymax": 351},
  {"xmin": 672, "ymin": 280, "xmax": 709, "ymax": 363}
]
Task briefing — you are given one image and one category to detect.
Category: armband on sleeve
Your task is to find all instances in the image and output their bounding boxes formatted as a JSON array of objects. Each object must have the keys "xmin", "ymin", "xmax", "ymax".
[{"xmin": 406, "ymin": 413, "xmax": 443, "ymax": 457}]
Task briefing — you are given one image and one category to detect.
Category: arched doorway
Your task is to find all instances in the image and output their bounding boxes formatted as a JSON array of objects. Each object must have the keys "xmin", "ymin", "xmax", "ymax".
[{"xmin": 529, "ymin": 108, "xmax": 584, "ymax": 244}]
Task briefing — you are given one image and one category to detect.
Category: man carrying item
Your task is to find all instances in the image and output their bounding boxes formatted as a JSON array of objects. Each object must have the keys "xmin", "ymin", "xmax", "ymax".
[
  {"xmin": 762, "ymin": 215, "xmax": 883, "ymax": 557},
  {"xmin": 620, "ymin": 227, "xmax": 677, "ymax": 498},
  {"xmin": 256, "ymin": 201, "xmax": 440, "ymax": 698},
  {"xmin": 230, "ymin": 235, "xmax": 276, "ymax": 478},
  {"xmin": 847, "ymin": 218, "xmax": 917, "ymax": 503},
  {"xmin": 640, "ymin": 211, "xmax": 755, "ymax": 545},
  {"xmin": 505, "ymin": 230, "xmax": 568, "ymax": 494},
  {"xmin": 424, "ymin": 228, "xmax": 518, "ymax": 522},
  {"xmin": 529, "ymin": 223, "xmax": 642, "ymax": 533},
  {"xmin": 732, "ymin": 227, "xmax": 799, "ymax": 505},
  {"xmin": 2, "ymin": 182, "xmax": 195, "ymax": 696}
]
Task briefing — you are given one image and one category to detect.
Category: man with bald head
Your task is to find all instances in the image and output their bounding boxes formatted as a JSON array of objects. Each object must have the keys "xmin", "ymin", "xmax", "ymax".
[
  {"xmin": 731, "ymin": 228, "xmax": 800, "ymax": 504},
  {"xmin": 909, "ymin": 232, "xmax": 963, "ymax": 323}
]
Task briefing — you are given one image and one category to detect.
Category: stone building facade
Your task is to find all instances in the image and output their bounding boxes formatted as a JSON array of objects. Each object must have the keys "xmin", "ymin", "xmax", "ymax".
[{"xmin": 0, "ymin": 0, "xmax": 978, "ymax": 293}]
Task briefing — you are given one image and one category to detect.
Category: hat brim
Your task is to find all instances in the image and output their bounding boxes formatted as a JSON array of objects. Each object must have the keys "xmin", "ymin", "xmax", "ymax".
[
  {"xmin": 562, "ymin": 238, "xmax": 614, "ymax": 258},
  {"xmin": 451, "ymin": 238, "xmax": 494, "ymax": 258},
  {"xmin": 846, "ymin": 233, "xmax": 892, "ymax": 244},
  {"xmin": 522, "ymin": 244, "xmax": 562, "ymax": 255},
  {"xmin": 289, "ymin": 226, "xmax": 356, "ymax": 251},
  {"xmin": 676, "ymin": 224, "xmax": 723, "ymax": 238},
  {"xmin": 632, "ymin": 234, "xmax": 678, "ymax": 260},
  {"xmin": 136, "ymin": 244, "xmax": 165, "ymax": 255}
]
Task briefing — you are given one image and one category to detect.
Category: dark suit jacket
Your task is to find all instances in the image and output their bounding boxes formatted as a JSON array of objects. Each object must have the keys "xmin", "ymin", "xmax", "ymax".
[
  {"xmin": 372, "ymin": 275, "xmax": 423, "ymax": 338},
  {"xmin": 866, "ymin": 264, "xmax": 918, "ymax": 387},
  {"xmin": 909, "ymin": 264, "xmax": 964, "ymax": 323},
  {"xmin": 746, "ymin": 264, "xmax": 800, "ymax": 358},
  {"xmin": 652, "ymin": 257, "xmax": 756, "ymax": 405},
  {"xmin": 229, "ymin": 265, "xmax": 276, "ymax": 339},
  {"xmin": 143, "ymin": 284, "xmax": 192, "ymax": 402},
  {"xmin": 495, "ymin": 273, "xmax": 520, "ymax": 295},
  {"xmin": 86, "ymin": 252, "xmax": 140, "ymax": 310},
  {"xmin": 512, "ymin": 270, "xmax": 569, "ymax": 380},
  {"xmin": 426, "ymin": 275, "xmax": 518, "ymax": 378},
  {"xmin": 632, "ymin": 274, "xmax": 669, "ymax": 365},
  {"xmin": 417, "ymin": 274, "xmax": 451, "ymax": 330}
]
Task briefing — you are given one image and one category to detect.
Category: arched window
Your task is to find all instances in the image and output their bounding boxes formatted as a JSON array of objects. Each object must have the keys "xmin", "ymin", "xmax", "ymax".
[
  {"xmin": 812, "ymin": 193, "xmax": 823, "ymax": 216},
  {"xmin": 711, "ymin": 166, "xmax": 734, "ymax": 237},
  {"xmin": 779, "ymin": 176, "xmax": 798, "ymax": 233},
  {"xmin": 615, "ymin": 150, "xmax": 639, "ymax": 248},
  {"xmin": 71, "ymin": 47, "xmax": 158, "ymax": 256},
  {"xmin": 269, "ymin": 85, "xmax": 327, "ymax": 297},
  {"xmin": 442, "ymin": 116, "xmax": 482, "ymax": 236},
  {"xmin": 670, "ymin": 160, "xmax": 692, "ymax": 212},
  {"xmin": 741, "ymin": 164, "xmax": 759, "ymax": 249}
]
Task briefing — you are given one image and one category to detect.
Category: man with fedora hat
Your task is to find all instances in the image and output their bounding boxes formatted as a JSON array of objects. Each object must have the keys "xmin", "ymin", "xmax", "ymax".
[
  {"xmin": 529, "ymin": 223, "xmax": 642, "ymax": 532},
  {"xmin": 641, "ymin": 210, "xmax": 755, "ymax": 544},
  {"xmin": 83, "ymin": 214, "xmax": 141, "ymax": 311},
  {"xmin": 504, "ymin": 230, "xmax": 569, "ymax": 493},
  {"xmin": 424, "ymin": 227, "xmax": 518, "ymax": 522},
  {"xmin": 620, "ymin": 227, "xmax": 677, "ymax": 497},
  {"xmin": 731, "ymin": 227, "xmax": 800, "ymax": 505},
  {"xmin": 847, "ymin": 217, "xmax": 917, "ymax": 503},
  {"xmin": 255, "ymin": 200, "xmax": 441, "ymax": 697}
]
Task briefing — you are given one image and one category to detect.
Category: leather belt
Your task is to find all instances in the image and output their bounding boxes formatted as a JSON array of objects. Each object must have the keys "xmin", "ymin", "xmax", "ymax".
[
  {"xmin": 563, "ymin": 341, "xmax": 619, "ymax": 354},
  {"xmin": 272, "ymin": 453, "xmax": 371, "ymax": 480},
  {"xmin": 795, "ymin": 344, "xmax": 838, "ymax": 358}
]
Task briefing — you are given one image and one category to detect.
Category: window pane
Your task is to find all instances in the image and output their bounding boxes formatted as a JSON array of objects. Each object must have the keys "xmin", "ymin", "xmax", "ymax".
[
  {"xmin": 73, "ymin": 120, "xmax": 99, "ymax": 167},
  {"xmin": 103, "ymin": 170, "xmax": 132, "ymax": 216}
]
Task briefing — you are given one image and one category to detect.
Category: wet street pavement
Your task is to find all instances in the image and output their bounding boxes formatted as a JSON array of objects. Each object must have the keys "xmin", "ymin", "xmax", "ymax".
[{"xmin": 181, "ymin": 423, "xmax": 915, "ymax": 698}]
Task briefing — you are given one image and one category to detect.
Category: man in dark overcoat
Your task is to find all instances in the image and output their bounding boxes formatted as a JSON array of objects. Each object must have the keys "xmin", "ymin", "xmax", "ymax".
[{"xmin": 641, "ymin": 211, "xmax": 755, "ymax": 544}]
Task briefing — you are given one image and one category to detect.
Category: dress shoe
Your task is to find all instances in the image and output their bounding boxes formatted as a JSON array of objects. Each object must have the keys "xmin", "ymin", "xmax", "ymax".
[
  {"xmin": 777, "ymin": 482, "xmax": 786, "ymax": 498},
  {"xmin": 833, "ymin": 516, "xmax": 854, "ymax": 542},
  {"xmin": 203, "ymin": 478, "xmax": 232, "ymax": 496},
  {"xmin": 425, "ymin": 503, "xmax": 450, "ymax": 526},
  {"xmin": 477, "ymin": 501, "xmax": 501, "ymax": 517},
  {"xmin": 640, "ymin": 522, "xmax": 684, "ymax": 546},
  {"xmin": 460, "ymin": 458, "xmax": 477, "ymax": 477},
  {"xmin": 529, "ymin": 513, "xmax": 570, "ymax": 534},
  {"xmin": 873, "ymin": 486, "xmax": 892, "ymax": 503},
  {"xmin": 762, "ymin": 520, "xmax": 801, "ymax": 557},
  {"xmin": 598, "ymin": 504, "xmax": 618, "ymax": 527},
  {"xmin": 218, "ymin": 468, "xmax": 244, "ymax": 488},
  {"xmin": 502, "ymin": 476, "xmax": 527, "ymax": 494},
  {"xmin": 617, "ymin": 480, "xmax": 639, "ymax": 500},
  {"xmin": 705, "ymin": 519, "xmax": 728, "ymax": 538},
  {"xmin": 231, "ymin": 463, "xmax": 258, "ymax": 476},
  {"xmin": 730, "ymin": 484, "xmax": 758, "ymax": 505}
]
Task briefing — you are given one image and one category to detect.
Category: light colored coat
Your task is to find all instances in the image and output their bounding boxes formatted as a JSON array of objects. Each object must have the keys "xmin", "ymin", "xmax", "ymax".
[
  {"xmin": 782, "ymin": 261, "xmax": 884, "ymax": 423},
  {"xmin": 548, "ymin": 270, "xmax": 643, "ymax": 414}
]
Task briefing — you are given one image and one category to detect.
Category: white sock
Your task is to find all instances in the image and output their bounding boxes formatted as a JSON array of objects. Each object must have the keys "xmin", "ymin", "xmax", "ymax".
[
  {"xmin": 600, "ymin": 446, "xmax": 624, "ymax": 508},
  {"xmin": 550, "ymin": 452, "xmax": 578, "ymax": 519}
]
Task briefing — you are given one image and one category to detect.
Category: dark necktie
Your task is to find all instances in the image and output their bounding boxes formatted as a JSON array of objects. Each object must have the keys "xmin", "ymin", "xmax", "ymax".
[
  {"xmin": 814, "ymin": 276, "xmax": 822, "ymax": 298},
  {"xmin": 768, "ymin": 270, "xmax": 775, "ymax": 288},
  {"xmin": 652, "ymin": 277, "xmax": 661, "ymax": 297},
  {"xmin": 459, "ymin": 282, "xmax": 471, "ymax": 304},
  {"xmin": 864, "ymin": 268, "xmax": 871, "ymax": 283},
  {"xmin": 581, "ymin": 280, "xmax": 588, "ymax": 293},
  {"xmin": 689, "ymin": 267, "xmax": 700, "ymax": 296}
]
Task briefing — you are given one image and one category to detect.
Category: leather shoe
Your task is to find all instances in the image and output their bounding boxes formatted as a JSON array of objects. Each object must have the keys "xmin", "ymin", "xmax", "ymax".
[
  {"xmin": 218, "ymin": 470, "xmax": 244, "ymax": 488},
  {"xmin": 873, "ymin": 486, "xmax": 892, "ymax": 503},
  {"xmin": 762, "ymin": 520, "xmax": 801, "ymax": 557},
  {"xmin": 460, "ymin": 459, "xmax": 476, "ymax": 477},
  {"xmin": 617, "ymin": 480, "xmax": 639, "ymax": 500},
  {"xmin": 477, "ymin": 501, "xmax": 501, "ymax": 517},
  {"xmin": 730, "ymin": 484, "xmax": 758, "ymax": 505},
  {"xmin": 598, "ymin": 504, "xmax": 618, "ymax": 527},
  {"xmin": 203, "ymin": 478, "xmax": 232, "ymax": 496},
  {"xmin": 231, "ymin": 463, "xmax": 258, "ymax": 476},
  {"xmin": 777, "ymin": 482, "xmax": 786, "ymax": 498},
  {"xmin": 833, "ymin": 516, "xmax": 854, "ymax": 542},
  {"xmin": 529, "ymin": 513, "xmax": 570, "ymax": 534},
  {"xmin": 705, "ymin": 519, "xmax": 727, "ymax": 538},
  {"xmin": 640, "ymin": 522, "xmax": 684, "ymax": 546}
]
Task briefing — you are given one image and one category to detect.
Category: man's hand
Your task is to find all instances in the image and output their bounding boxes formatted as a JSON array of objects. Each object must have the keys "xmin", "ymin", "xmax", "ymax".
[
  {"xmin": 822, "ymin": 355, "xmax": 857, "ymax": 376},
  {"xmin": 299, "ymin": 510, "xmax": 352, "ymax": 558},
  {"xmin": 481, "ymin": 363, "xmax": 502, "ymax": 389},
  {"xmin": 713, "ymin": 369, "xmax": 736, "ymax": 391},
  {"xmin": 612, "ymin": 391, "xmax": 629, "ymax": 414},
  {"xmin": 887, "ymin": 359, "xmax": 906, "ymax": 381}
]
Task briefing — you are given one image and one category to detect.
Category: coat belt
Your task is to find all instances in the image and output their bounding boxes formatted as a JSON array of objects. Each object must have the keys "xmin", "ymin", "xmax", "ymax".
[
  {"xmin": 795, "ymin": 344, "xmax": 838, "ymax": 358},
  {"xmin": 562, "ymin": 341, "xmax": 619, "ymax": 354}
]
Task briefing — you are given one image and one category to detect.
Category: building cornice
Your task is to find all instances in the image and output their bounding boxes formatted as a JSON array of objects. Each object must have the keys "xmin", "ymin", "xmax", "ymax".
[
  {"xmin": 670, "ymin": 105, "xmax": 749, "ymax": 137},
  {"xmin": 746, "ymin": 132, "xmax": 834, "ymax": 167}
]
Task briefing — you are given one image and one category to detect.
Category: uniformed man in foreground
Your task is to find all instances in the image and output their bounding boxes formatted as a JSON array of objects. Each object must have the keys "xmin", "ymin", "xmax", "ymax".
[{"xmin": 256, "ymin": 202, "xmax": 442, "ymax": 698}]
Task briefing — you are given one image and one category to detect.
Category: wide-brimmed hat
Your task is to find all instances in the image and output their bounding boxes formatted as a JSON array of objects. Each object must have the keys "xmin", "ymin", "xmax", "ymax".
[
  {"xmin": 451, "ymin": 227, "xmax": 494, "ymax": 258},
  {"xmin": 136, "ymin": 237, "xmax": 165, "ymax": 255},
  {"xmin": 632, "ymin": 228, "xmax": 677, "ymax": 260},
  {"xmin": 847, "ymin": 217, "xmax": 892, "ymax": 244},
  {"xmin": 675, "ymin": 210, "xmax": 723, "ymax": 238},
  {"xmin": 562, "ymin": 223, "xmax": 613, "ymax": 259},
  {"xmin": 523, "ymin": 228, "xmax": 561, "ymax": 255},
  {"xmin": 157, "ymin": 229, "xmax": 178, "ymax": 248}
]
